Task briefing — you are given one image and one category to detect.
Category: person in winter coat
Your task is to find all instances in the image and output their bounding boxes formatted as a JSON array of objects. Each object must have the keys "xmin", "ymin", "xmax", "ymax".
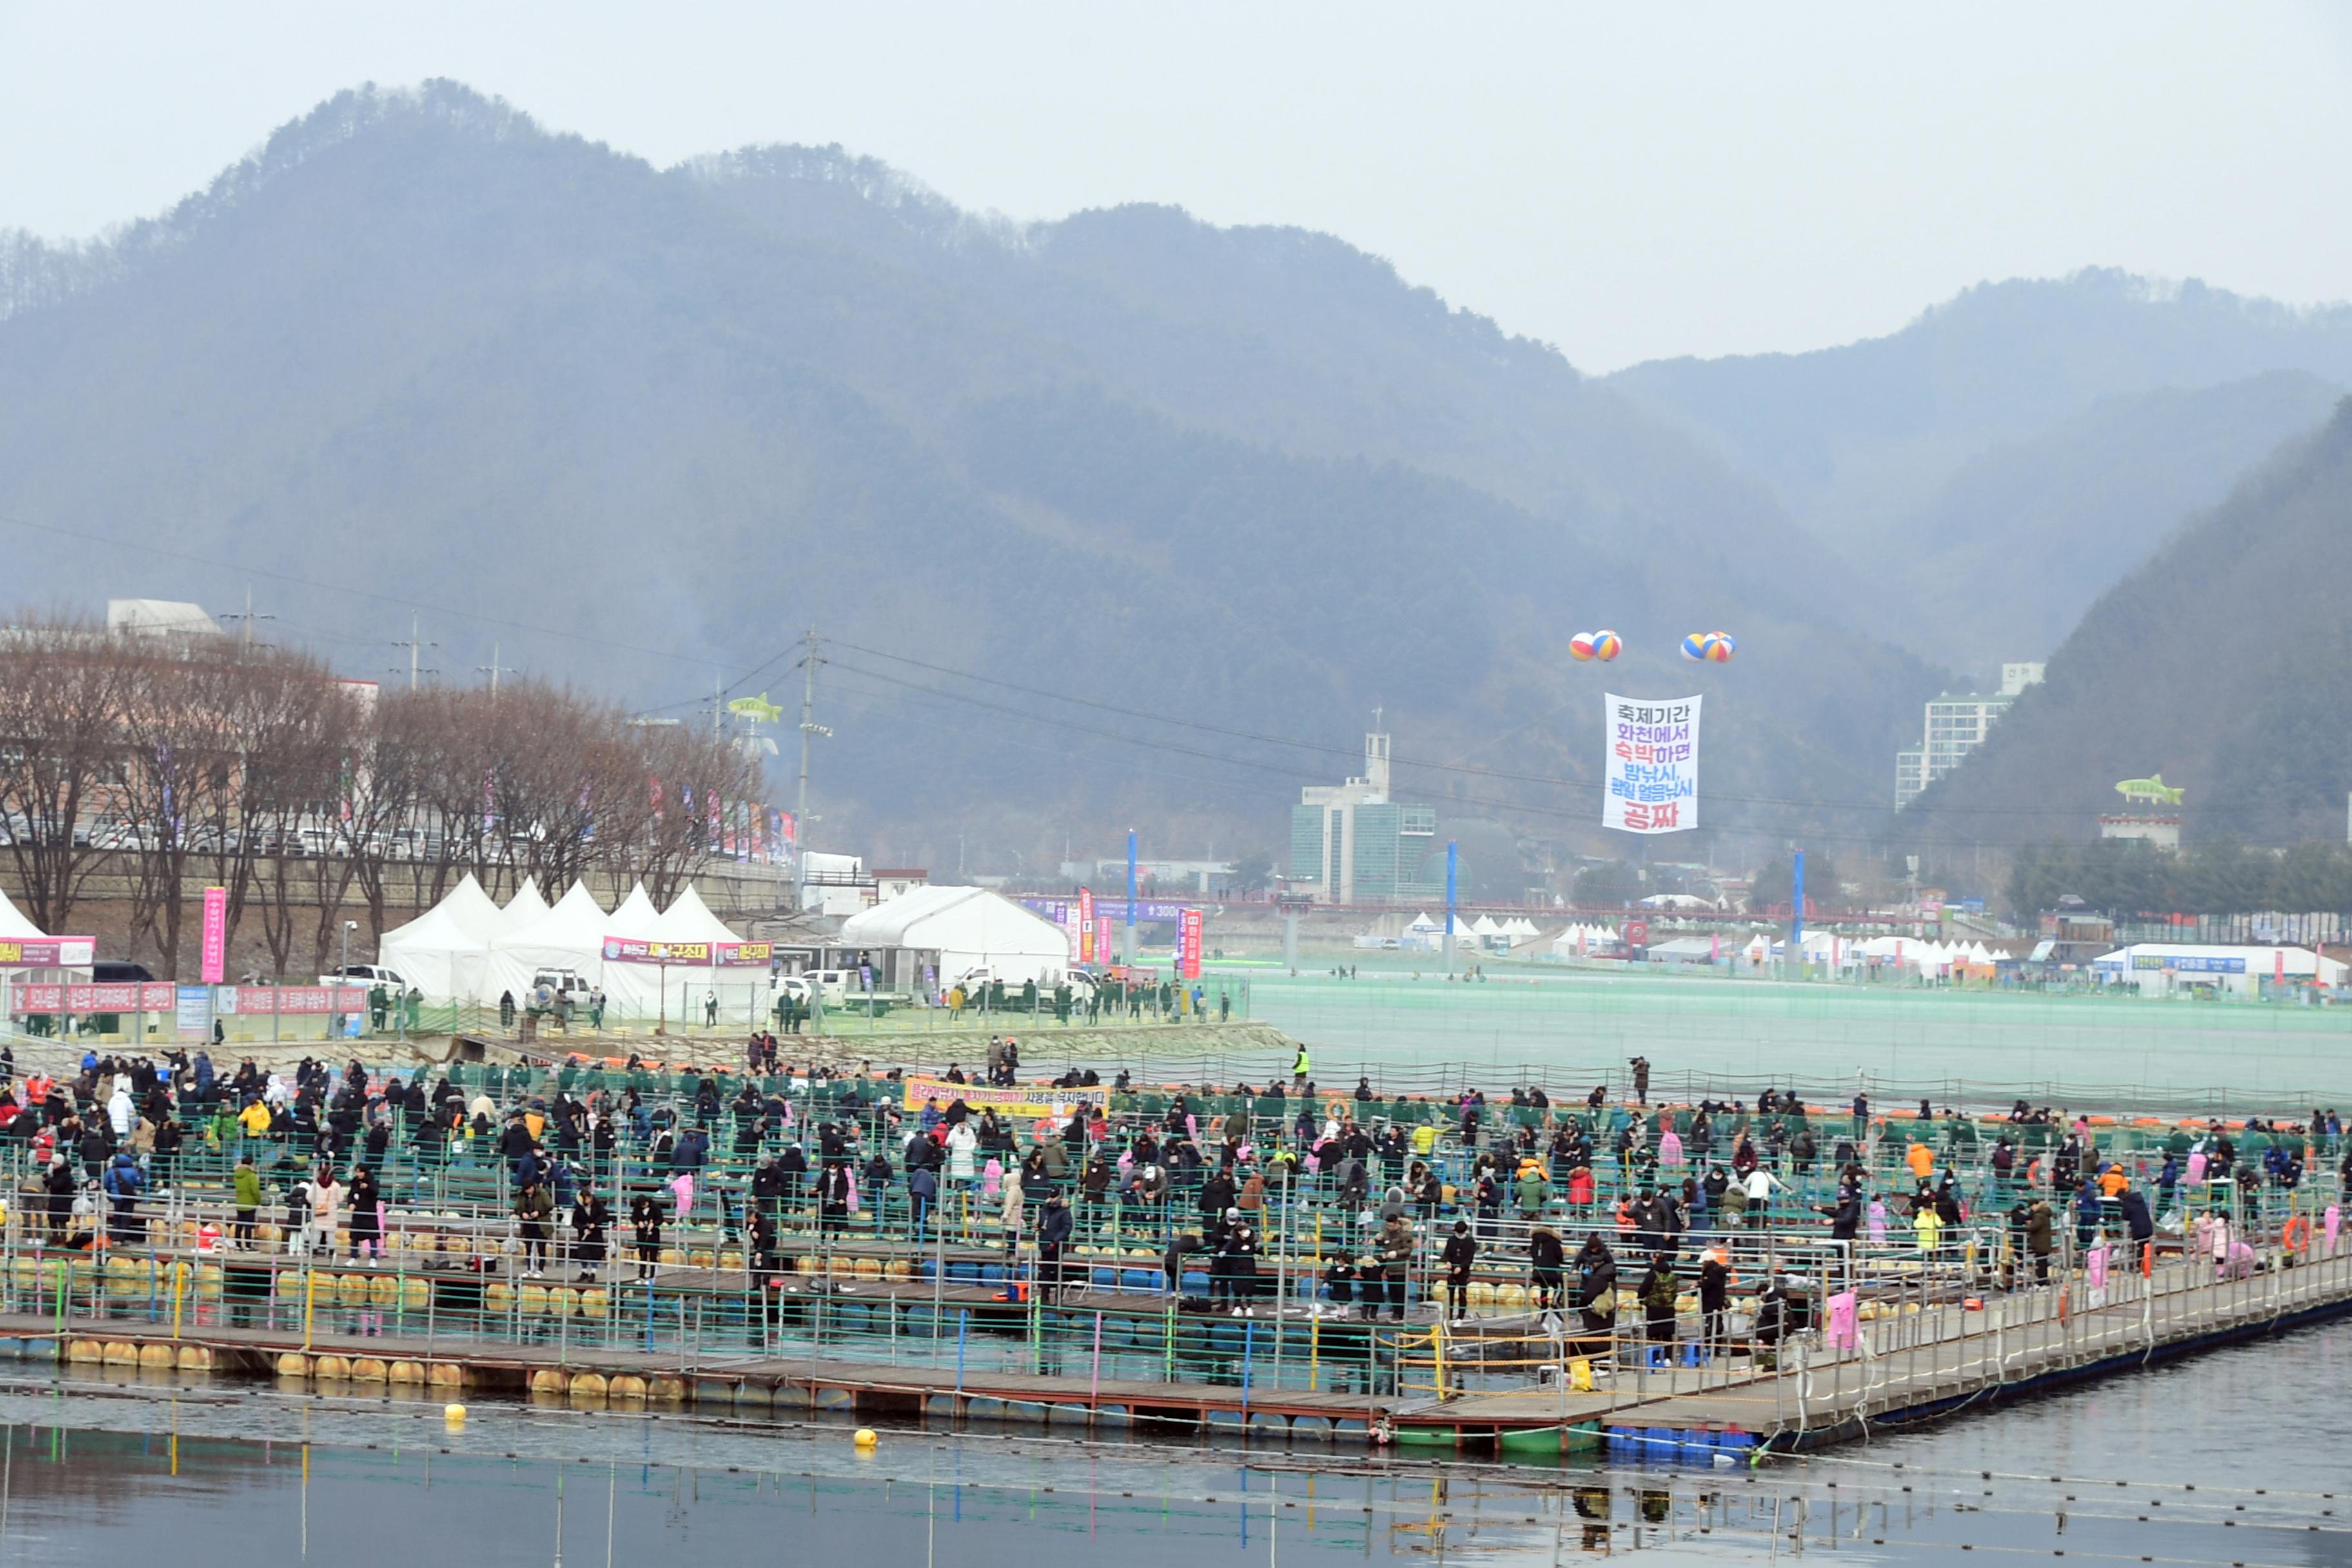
[
  {"xmin": 628, "ymin": 1193, "xmax": 665, "ymax": 1280},
  {"xmin": 102, "ymin": 1151, "xmax": 144, "ymax": 1244},
  {"xmin": 232, "ymin": 1155, "xmax": 263, "ymax": 1248},
  {"xmin": 1574, "ymin": 1233, "xmax": 1620, "ymax": 1353},
  {"xmin": 1528, "ymin": 1222, "xmax": 1566, "ymax": 1311},
  {"xmin": 1637, "ymin": 1251, "xmax": 1678, "ymax": 1353},
  {"xmin": 514, "ymin": 1177, "xmax": 555, "ymax": 1277},
  {"xmin": 1697, "ymin": 1248, "xmax": 1732, "ymax": 1356},
  {"xmin": 346, "ymin": 1166, "xmax": 384, "ymax": 1260},
  {"xmin": 1442, "ymin": 1219, "xmax": 1478, "ymax": 1320},
  {"xmin": 571, "ymin": 1191, "xmax": 612, "ymax": 1283},
  {"xmin": 999, "ymin": 1163, "xmax": 1025, "ymax": 1253}
]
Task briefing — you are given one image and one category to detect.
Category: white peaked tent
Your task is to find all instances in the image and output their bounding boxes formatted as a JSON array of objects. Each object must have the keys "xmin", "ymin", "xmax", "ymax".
[
  {"xmin": 484, "ymin": 882, "xmax": 612, "ymax": 1007},
  {"xmin": 377, "ymin": 899, "xmax": 493, "ymax": 1000},
  {"xmin": 0, "ymin": 885, "xmax": 44, "ymax": 940},
  {"xmin": 656, "ymin": 883, "xmax": 741, "ymax": 945},
  {"xmin": 433, "ymin": 872, "xmax": 505, "ymax": 946},
  {"xmin": 838, "ymin": 885, "xmax": 1070, "ymax": 988},
  {"xmin": 496, "ymin": 878, "xmax": 549, "ymax": 939},
  {"xmin": 607, "ymin": 883, "xmax": 667, "ymax": 941}
]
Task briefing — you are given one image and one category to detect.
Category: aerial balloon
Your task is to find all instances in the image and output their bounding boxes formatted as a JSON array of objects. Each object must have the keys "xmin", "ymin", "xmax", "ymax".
[
  {"xmin": 1568, "ymin": 629, "xmax": 1622, "ymax": 663},
  {"xmin": 1681, "ymin": 631, "xmax": 1737, "ymax": 663}
]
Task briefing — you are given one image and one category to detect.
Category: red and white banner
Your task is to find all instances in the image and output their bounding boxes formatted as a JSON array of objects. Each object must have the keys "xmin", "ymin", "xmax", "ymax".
[
  {"xmin": 1179, "ymin": 908, "xmax": 1203, "ymax": 980},
  {"xmin": 1078, "ymin": 887, "xmax": 1097, "ymax": 964},
  {"xmin": 9, "ymin": 984, "xmax": 364, "ymax": 1015}
]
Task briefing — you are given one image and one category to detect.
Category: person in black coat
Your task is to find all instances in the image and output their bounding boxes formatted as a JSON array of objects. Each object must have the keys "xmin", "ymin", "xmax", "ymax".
[
  {"xmin": 1442, "ymin": 1219, "xmax": 1478, "ymax": 1320},
  {"xmin": 1528, "ymin": 1222, "xmax": 1565, "ymax": 1311},
  {"xmin": 1574, "ymin": 1234, "xmax": 1619, "ymax": 1356}
]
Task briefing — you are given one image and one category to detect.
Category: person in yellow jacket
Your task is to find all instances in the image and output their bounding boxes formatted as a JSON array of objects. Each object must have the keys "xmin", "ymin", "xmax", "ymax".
[
  {"xmin": 1914, "ymin": 1204, "xmax": 1945, "ymax": 1257},
  {"xmin": 1411, "ymin": 1121, "xmax": 1439, "ymax": 1157}
]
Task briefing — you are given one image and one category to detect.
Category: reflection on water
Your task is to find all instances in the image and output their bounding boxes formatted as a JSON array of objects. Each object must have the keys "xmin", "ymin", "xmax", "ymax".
[{"xmin": 0, "ymin": 1320, "xmax": 2344, "ymax": 1567}]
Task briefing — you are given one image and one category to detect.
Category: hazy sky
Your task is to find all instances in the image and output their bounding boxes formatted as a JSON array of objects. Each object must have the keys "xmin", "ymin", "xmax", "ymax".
[{"xmin": 5, "ymin": 3, "xmax": 2349, "ymax": 372}]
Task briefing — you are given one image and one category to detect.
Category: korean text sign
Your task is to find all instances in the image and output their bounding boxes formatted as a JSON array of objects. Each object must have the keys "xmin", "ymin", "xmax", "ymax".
[{"xmin": 1603, "ymin": 693, "xmax": 1701, "ymax": 834}]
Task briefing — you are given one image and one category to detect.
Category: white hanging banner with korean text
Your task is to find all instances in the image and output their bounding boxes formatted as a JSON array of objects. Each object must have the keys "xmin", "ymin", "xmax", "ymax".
[{"xmin": 1603, "ymin": 693, "xmax": 1701, "ymax": 834}]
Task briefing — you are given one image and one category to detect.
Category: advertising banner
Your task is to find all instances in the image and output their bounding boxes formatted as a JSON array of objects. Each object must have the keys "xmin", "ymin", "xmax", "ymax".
[
  {"xmin": 1603, "ymin": 694, "xmax": 1701, "ymax": 834},
  {"xmin": 9, "ymin": 981, "xmax": 177, "ymax": 1014},
  {"xmin": 599, "ymin": 937, "xmax": 774, "ymax": 966},
  {"xmin": 0, "ymin": 937, "xmax": 98, "ymax": 968},
  {"xmin": 200, "ymin": 886, "xmax": 228, "ymax": 984},
  {"xmin": 899, "ymin": 1073, "xmax": 1109, "ymax": 1121},
  {"xmin": 1078, "ymin": 887, "xmax": 1096, "ymax": 964},
  {"xmin": 175, "ymin": 985, "xmax": 211, "ymax": 1038},
  {"xmin": 1179, "ymin": 907, "xmax": 1203, "ymax": 979}
]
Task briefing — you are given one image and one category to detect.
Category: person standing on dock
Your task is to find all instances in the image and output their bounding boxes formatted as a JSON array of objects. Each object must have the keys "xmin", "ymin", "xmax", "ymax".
[
  {"xmin": 1442, "ymin": 1219, "xmax": 1477, "ymax": 1322},
  {"xmin": 1573, "ymin": 1233, "xmax": 1618, "ymax": 1358}
]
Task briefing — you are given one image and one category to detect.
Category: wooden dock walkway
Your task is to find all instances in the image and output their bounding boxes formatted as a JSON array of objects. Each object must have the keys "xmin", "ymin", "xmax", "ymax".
[{"xmin": 10, "ymin": 1236, "xmax": 2347, "ymax": 1460}]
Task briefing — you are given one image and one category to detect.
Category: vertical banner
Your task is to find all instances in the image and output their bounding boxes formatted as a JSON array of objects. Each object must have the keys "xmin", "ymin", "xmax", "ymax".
[
  {"xmin": 1179, "ymin": 908, "xmax": 1203, "ymax": 980},
  {"xmin": 1603, "ymin": 693, "xmax": 1701, "ymax": 834},
  {"xmin": 1078, "ymin": 887, "xmax": 1097, "ymax": 964},
  {"xmin": 199, "ymin": 886, "xmax": 228, "ymax": 985}
]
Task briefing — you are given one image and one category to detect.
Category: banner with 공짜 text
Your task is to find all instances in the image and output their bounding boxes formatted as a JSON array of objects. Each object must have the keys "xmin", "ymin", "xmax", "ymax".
[
  {"xmin": 1603, "ymin": 693, "xmax": 1701, "ymax": 834},
  {"xmin": 899, "ymin": 1074, "xmax": 1109, "ymax": 1121}
]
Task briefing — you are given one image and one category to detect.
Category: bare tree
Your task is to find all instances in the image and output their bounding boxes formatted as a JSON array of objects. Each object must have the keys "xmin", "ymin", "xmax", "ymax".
[{"xmin": 0, "ymin": 616, "xmax": 136, "ymax": 934}]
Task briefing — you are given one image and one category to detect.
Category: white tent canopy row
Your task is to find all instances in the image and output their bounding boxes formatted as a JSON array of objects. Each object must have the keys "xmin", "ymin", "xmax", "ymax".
[{"xmin": 377, "ymin": 876, "xmax": 748, "ymax": 1014}]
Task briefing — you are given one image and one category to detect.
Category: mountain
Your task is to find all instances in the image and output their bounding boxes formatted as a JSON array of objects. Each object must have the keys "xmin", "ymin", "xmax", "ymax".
[
  {"xmin": 1605, "ymin": 273, "xmax": 2352, "ymax": 660},
  {"xmin": 1895, "ymin": 371, "xmax": 2343, "ymax": 675},
  {"xmin": 1900, "ymin": 396, "xmax": 2352, "ymax": 849},
  {"xmin": 0, "ymin": 83, "xmax": 1936, "ymax": 868}
]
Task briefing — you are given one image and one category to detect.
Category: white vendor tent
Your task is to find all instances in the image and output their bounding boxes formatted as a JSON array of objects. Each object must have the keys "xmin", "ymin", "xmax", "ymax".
[
  {"xmin": 657, "ymin": 883, "xmax": 741, "ymax": 945},
  {"xmin": 484, "ymin": 882, "xmax": 613, "ymax": 1006},
  {"xmin": 0, "ymin": 886, "xmax": 44, "ymax": 940},
  {"xmin": 838, "ymin": 885, "xmax": 1072, "ymax": 991},
  {"xmin": 496, "ymin": 878, "xmax": 549, "ymax": 938},
  {"xmin": 377, "ymin": 900, "xmax": 492, "ymax": 1001},
  {"xmin": 433, "ymin": 872, "xmax": 505, "ymax": 946}
]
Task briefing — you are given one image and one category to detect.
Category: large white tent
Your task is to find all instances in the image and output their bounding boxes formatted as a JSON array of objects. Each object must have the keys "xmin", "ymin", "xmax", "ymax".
[
  {"xmin": 838, "ymin": 885, "xmax": 1072, "ymax": 990},
  {"xmin": 496, "ymin": 878, "xmax": 549, "ymax": 939},
  {"xmin": 377, "ymin": 899, "xmax": 493, "ymax": 1000},
  {"xmin": 0, "ymin": 885, "xmax": 44, "ymax": 940}
]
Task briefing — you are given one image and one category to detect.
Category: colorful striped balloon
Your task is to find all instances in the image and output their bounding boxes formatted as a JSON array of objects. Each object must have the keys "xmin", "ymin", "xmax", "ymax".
[
  {"xmin": 1680, "ymin": 632, "xmax": 1711, "ymax": 662},
  {"xmin": 1570, "ymin": 632, "xmax": 1596, "ymax": 662},
  {"xmin": 1705, "ymin": 632, "xmax": 1736, "ymax": 663},
  {"xmin": 1591, "ymin": 629, "xmax": 1622, "ymax": 662}
]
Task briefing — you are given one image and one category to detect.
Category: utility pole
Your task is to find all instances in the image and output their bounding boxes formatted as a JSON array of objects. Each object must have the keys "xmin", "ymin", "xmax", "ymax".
[
  {"xmin": 475, "ymin": 642, "xmax": 515, "ymax": 698},
  {"xmin": 794, "ymin": 629, "xmax": 828, "ymax": 905},
  {"xmin": 222, "ymin": 583, "xmax": 275, "ymax": 662},
  {"xmin": 391, "ymin": 612, "xmax": 438, "ymax": 692}
]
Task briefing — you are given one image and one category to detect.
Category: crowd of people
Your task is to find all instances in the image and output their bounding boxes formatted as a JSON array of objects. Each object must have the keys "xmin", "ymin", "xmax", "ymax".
[{"xmin": 4, "ymin": 1043, "xmax": 2342, "ymax": 1360}]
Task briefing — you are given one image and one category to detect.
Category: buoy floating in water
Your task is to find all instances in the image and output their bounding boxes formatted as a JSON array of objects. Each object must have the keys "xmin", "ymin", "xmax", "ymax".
[
  {"xmin": 444, "ymin": 1403, "xmax": 467, "ymax": 1422},
  {"xmin": 853, "ymin": 1429, "xmax": 878, "ymax": 1450}
]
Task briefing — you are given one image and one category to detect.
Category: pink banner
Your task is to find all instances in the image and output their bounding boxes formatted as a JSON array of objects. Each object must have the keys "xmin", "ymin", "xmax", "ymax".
[
  {"xmin": 199, "ymin": 886, "xmax": 228, "ymax": 984},
  {"xmin": 12, "ymin": 981, "xmax": 180, "ymax": 1013},
  {"xmin": 1078, "ymin": 887, "xmax": 1097, "ymax": 964},
  {"xmin": 2087, "ymin": 1245, "xmax": 2109, "ymax": 1291},
  {"xmin": 1824, "ymin": 1289, "xmax": 1857, "ymax": 1350},
  {"xmin": 1179, "ymin": 908, "xmax": 1203, "ymax": 980}
]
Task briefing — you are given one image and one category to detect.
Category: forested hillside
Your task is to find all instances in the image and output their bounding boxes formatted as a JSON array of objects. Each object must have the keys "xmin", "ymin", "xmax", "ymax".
[{"xmin": 0, "ymin": 83, "xmax": 1933, "ymax": 864}]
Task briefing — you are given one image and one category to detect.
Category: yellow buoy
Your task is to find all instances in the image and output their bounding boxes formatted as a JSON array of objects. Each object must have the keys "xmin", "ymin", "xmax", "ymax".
[
  {"xmin": 444, "ymin": 1402, "xmax": 467, "ymax": 1422},
  {"xmin": 138, "ymin": 1344, "xmax": 175, "ymax": 1368},
  {"xmin": 853, "ymin": 1428, "xmax": 877, "ymax": 1449},
  {"xmin": 277, "ymin": 1352, "xmax": 313, "ymax": 1378}
]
